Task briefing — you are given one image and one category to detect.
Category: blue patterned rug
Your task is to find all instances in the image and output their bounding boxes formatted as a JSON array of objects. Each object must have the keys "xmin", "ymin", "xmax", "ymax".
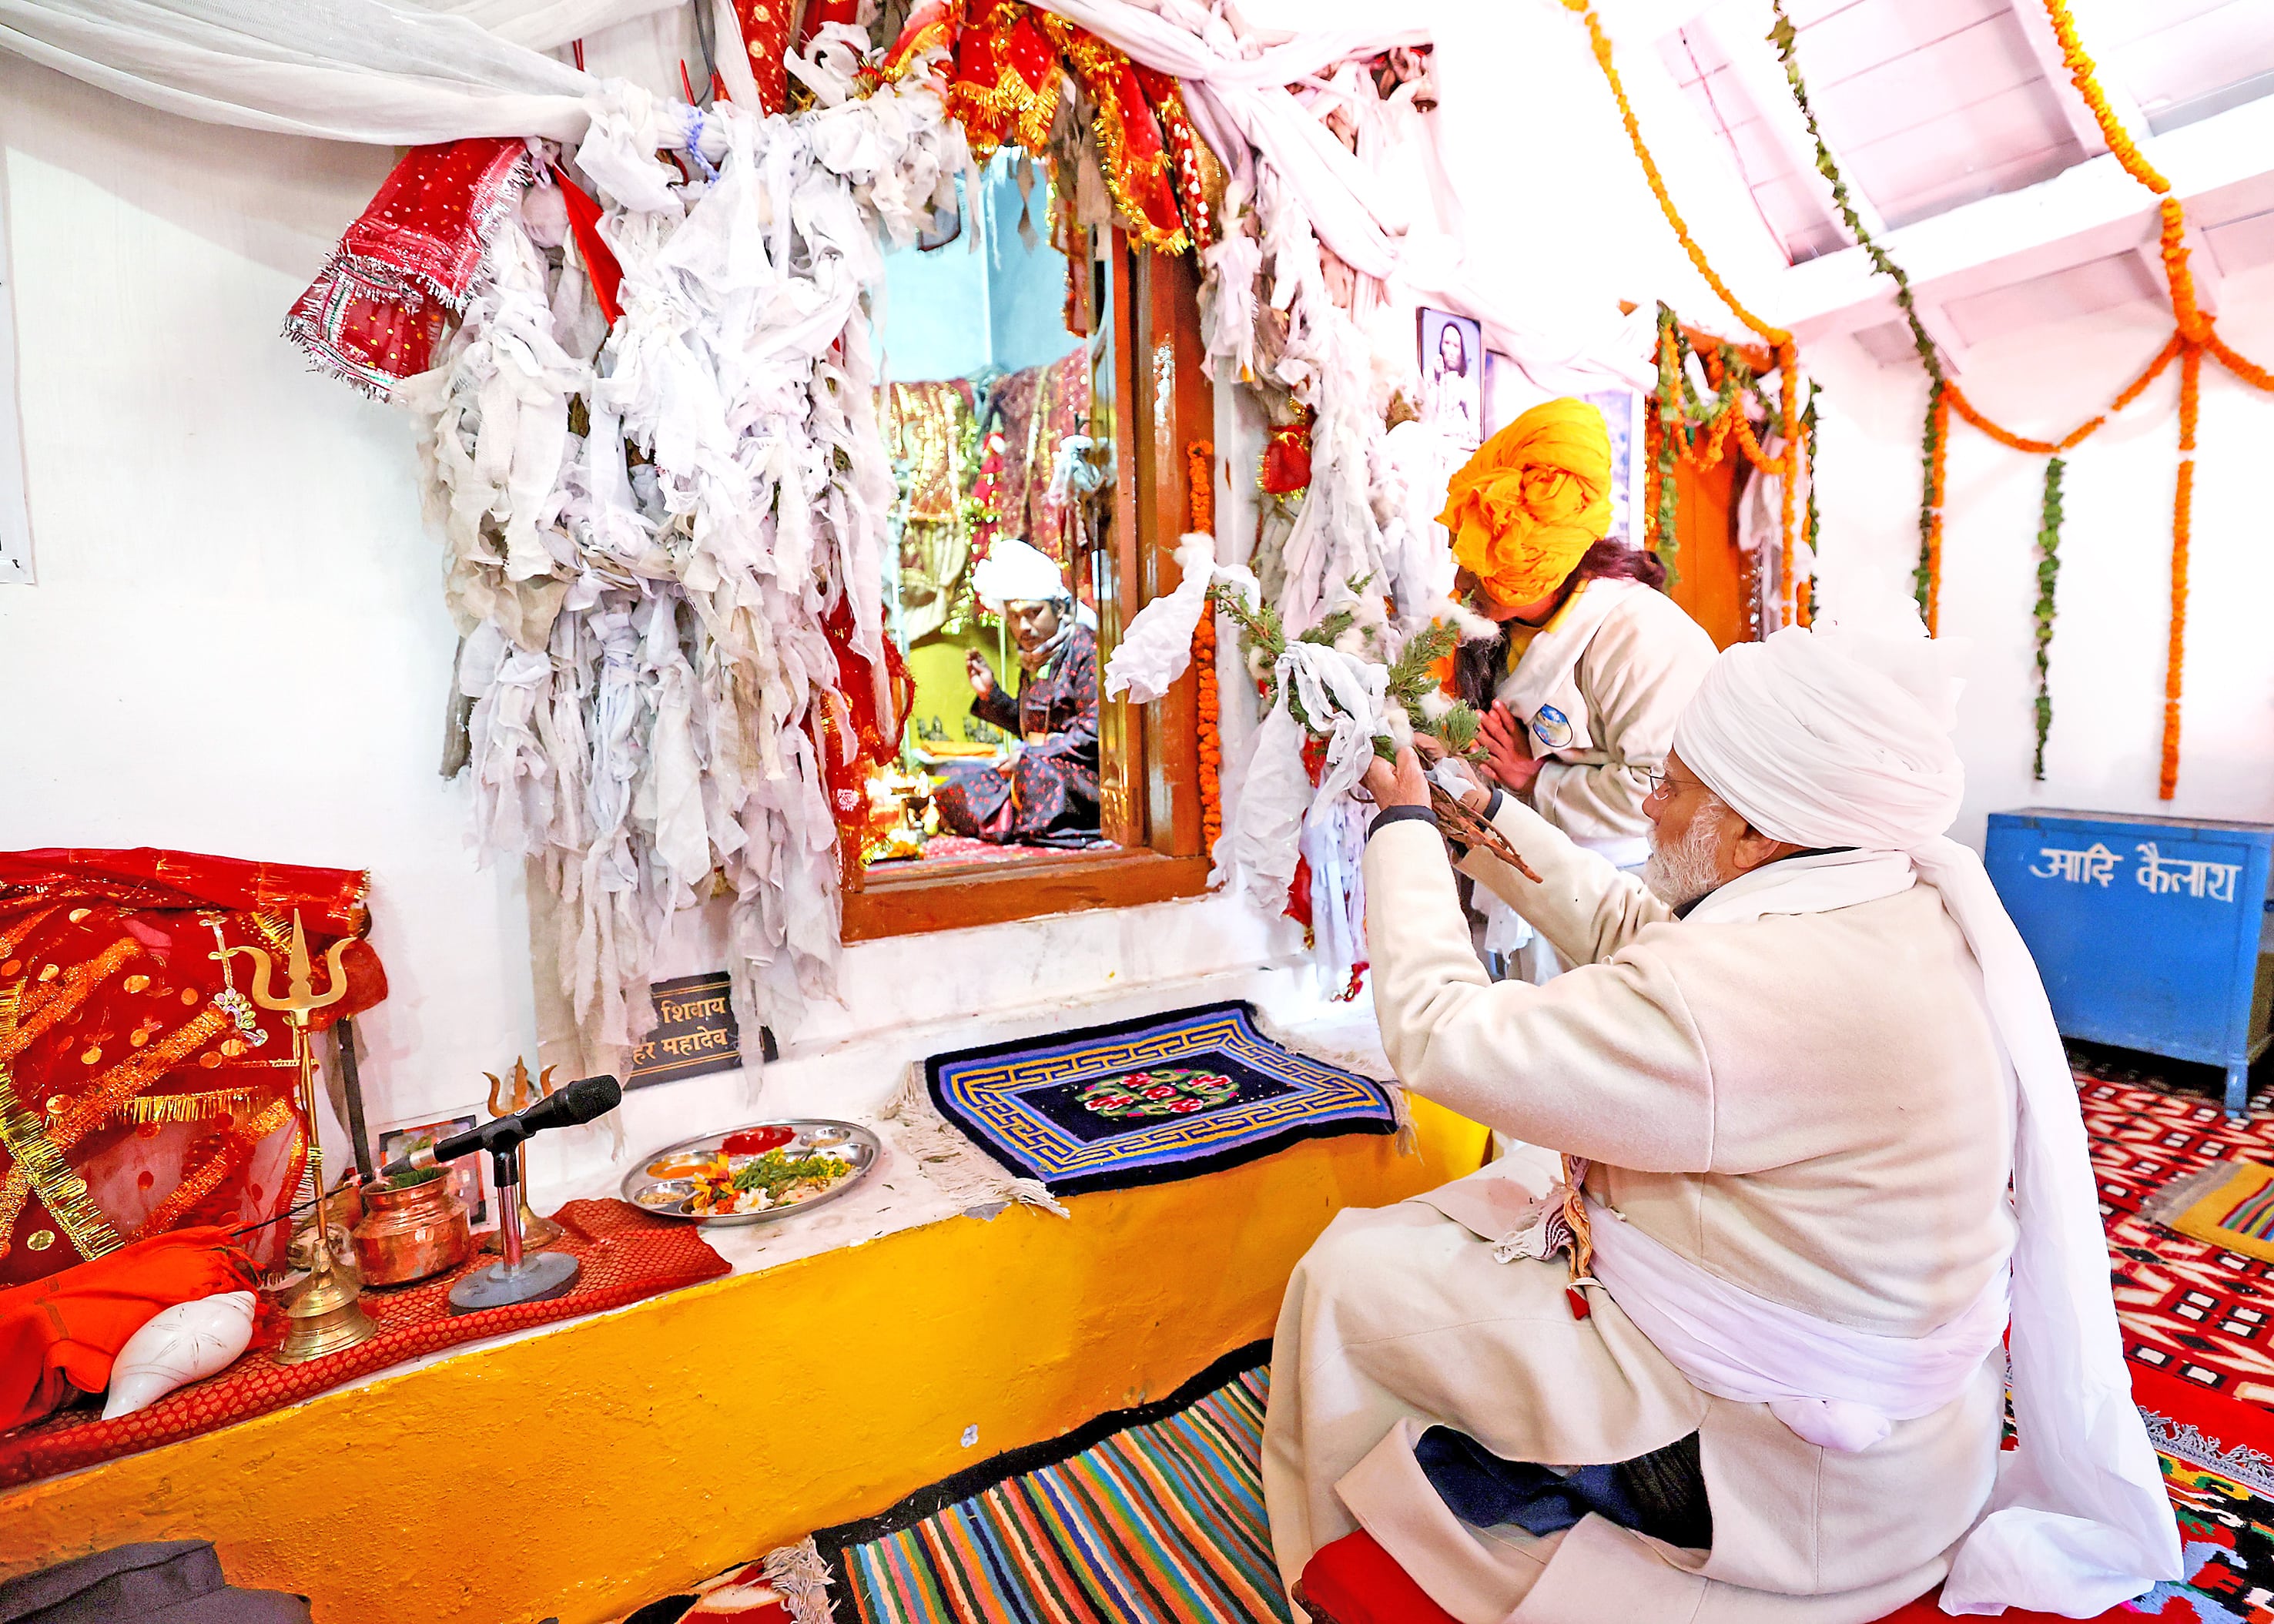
[{"xmin": 926, "ymin": 1002, "xmax": 1398, "ymax": 1195}]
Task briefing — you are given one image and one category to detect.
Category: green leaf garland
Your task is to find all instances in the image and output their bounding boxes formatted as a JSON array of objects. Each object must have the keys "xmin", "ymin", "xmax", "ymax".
[
  {"xmin": 2032, "ymin": 457, "xmax": 2066, "ymax": 780},
  {"xmin": 1768, "ymin": 2, "xmax": 1943, "ymax": 387},
  {"xmin": 1802, "ymin": 383, "xmax": 1822, "ymax": 624},
  {"xmin": 1914, "ymin": 376, "xmax": 1946, "ymax": 624}
]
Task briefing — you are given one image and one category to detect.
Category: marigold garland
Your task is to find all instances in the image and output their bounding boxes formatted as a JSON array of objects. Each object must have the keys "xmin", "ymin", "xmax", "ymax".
[
  {"xmin": 1186, "ymin": 439, "xmax": 1222, "ymax": 852},
  {"xmin": 1564, "ymin": 1, "xmax": 1807, "ymax": 621},
  {"xmin": 2165, "ymin": 345, "xmax": 2199, "ymax": 799},
  {"xmin": 2043, "ymin": 0, "xmax": 2172, "ymax": 194},
  {"xmin": 1775, "ymin": 0, "xmax": 2274, "ymax": 794},
  {"xmin": 2031, "ymin": 457, "xmax": 2065, "ymax": 781},
  {"xmin": 1915, "ymin": 378, "xmax": 1948, "ymax": 634}
]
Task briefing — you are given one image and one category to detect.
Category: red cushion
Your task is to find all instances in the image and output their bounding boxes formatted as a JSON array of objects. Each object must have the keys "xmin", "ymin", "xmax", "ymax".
[
  {"xmin": 1297, "ymin": 1535, "xmax": 2136, "ymax": 1624},
  {"xmin": 1296, "ymin": 1532, "xmax": 1459, "ymax": 1624}
]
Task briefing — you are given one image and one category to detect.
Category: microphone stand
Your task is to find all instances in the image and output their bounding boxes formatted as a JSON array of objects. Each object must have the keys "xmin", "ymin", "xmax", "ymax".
[{"xmin": 447, "ymin": 1143, "xmax": 581, "ymax": 1313}]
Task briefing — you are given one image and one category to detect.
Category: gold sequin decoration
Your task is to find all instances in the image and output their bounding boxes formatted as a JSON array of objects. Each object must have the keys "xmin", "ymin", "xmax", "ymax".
[
  {"xmin": 0, "ymin": 983, "xmax": 125, "ymax": 1262},
  {"xmin": 80, "ymin": 1047, "xmax": 101, "ymax": 1065},
  {"xmin": 25, "ymin": 1231, "xmax": 53, "ymax": 1251},
  {"xmin": 116, "ymin": 1087, "xmax": 261, "ymax": 1126},
  {"xmin": 124, "ymin": 974, "xmax": 149, "ymax": 993},
  {"xmin": 6, "ymin": 939, "xmax": 142, "ymax": 1063},
  {"xmin": 67, "ymin": 909, "xmax": 89, "ymax": 924},
  {"xmin": 0, "ymin": 1004, "xmax": 229, "ymax": 1254}
]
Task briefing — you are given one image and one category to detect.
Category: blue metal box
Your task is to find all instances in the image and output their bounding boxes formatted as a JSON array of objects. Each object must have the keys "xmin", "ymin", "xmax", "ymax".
[{"xmin": 1985, "ymin": 809, "xmax": 2274, "ymax": 1116}]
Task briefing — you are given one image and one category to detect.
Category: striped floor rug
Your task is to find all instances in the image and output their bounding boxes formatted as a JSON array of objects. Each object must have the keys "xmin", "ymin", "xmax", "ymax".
[{"xmin": 817, "ymin": 1348, "xmax": 1290, "ymax": 1624}]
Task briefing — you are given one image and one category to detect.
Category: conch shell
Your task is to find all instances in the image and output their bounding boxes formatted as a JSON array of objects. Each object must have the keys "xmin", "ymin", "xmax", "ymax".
[{"xmin": 102, "ymin": 1289, "xmax": 257, "ymax": 1420}]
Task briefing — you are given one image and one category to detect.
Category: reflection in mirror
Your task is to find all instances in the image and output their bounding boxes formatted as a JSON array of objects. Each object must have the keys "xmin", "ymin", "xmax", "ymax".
[{"xmin": 865, "ymin": 149, "xmax": 1118, "ymax": 870}]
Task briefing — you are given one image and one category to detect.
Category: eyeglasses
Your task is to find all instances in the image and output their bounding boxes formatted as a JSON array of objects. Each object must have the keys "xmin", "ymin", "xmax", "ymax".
[{"xmin": 1640, "ymin": 767, "xmax": 1701, "ymax": 801}]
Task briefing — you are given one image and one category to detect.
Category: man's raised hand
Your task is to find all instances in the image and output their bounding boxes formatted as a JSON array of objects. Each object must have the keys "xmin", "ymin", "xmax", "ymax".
[{"xmin": 1361, "ymin": 745, "xmax": 1431, "ymax": 810}]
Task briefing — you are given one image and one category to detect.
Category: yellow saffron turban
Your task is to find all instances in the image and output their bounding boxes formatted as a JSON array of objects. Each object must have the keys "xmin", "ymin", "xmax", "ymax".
[{"xmin": 1438, "ymin": 397, "xmax": 1614, "ymax": 608}]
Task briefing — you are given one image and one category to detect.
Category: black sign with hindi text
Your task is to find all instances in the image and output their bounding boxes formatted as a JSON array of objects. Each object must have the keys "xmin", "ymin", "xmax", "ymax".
[{"xmin": 625, "ymin": 971, "xmax": 765, "ymax": 1089}]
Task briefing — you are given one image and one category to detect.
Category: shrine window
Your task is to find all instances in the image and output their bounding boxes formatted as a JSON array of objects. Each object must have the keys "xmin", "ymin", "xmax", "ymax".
[{"xmin": 842, "ymin": 151, "xmax": 1213, "ymax": 941}]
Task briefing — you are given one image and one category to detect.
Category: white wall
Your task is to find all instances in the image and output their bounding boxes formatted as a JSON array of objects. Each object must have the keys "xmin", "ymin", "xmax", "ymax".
[
  {"xmin": 0, "ymin": 54, "xmax": 1314, "ymax": 1199},
  {"xmin": 1808, "ymin": 267, "xmax": 2274, "ymax": 847}
]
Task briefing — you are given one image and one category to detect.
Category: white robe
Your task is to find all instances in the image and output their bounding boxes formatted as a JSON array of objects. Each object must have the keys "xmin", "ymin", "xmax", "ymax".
[{"xmin": 1264, "ymin": 797, "xmax": 2019, "ymax": 1621}]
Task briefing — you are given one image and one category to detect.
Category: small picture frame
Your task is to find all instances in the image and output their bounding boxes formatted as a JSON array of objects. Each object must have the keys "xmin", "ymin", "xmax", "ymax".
[
  {"xmin": 377, "ymin": 1115, "xmax": 488, "ymax": 1226},
  {"xmin": 1416, "ymin": 306, "xmax": 1485, "ymax": 449},
  {"xmin": 1577, "ymin": 387, "xmax": 1646, "ymax": 549}
]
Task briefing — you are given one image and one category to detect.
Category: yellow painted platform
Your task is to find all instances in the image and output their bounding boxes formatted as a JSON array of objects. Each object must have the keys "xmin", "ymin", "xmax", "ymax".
[{"xmin": 0, "ymin": 1100, "xmax": 1487, "ymax": 1624}]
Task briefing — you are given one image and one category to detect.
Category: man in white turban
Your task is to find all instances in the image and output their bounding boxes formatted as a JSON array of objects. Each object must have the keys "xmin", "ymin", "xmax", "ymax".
[
  {"xmin": 1262, "ymin": 624, "xmax": 2179, "ymax": 1620},
  {"xmin": 935, "ymin": 539, "xmax": 1103, "ymax": 847}
]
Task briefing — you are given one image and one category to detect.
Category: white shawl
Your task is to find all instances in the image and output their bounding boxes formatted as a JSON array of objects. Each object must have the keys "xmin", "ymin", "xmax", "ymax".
[{"xmin": 1673, "ymin": 625, "xmax": 2180, "ymax": 1618}]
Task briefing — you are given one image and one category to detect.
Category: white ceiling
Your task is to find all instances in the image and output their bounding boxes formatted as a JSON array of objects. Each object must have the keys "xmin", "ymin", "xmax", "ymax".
[{"xmin": 1658, "ymin": 0, "xmax": 2274, "ymax": 357}]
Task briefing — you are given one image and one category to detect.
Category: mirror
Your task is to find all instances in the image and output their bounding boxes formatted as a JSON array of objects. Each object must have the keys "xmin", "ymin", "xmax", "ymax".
[{"xmin": 864, "ymin": 150, "xmax": 1120, "ymax": 869}]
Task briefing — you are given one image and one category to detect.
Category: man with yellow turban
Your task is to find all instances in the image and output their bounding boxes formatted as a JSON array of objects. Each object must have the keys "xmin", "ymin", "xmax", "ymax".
[{"xmin": 1435, "ymin": 397, "xmax": 1717, "ymax": 981}]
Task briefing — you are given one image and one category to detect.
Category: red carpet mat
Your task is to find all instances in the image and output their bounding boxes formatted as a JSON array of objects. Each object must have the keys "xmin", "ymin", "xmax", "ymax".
[
  {"xmin": 2084, "ymin": 1077, "xmax": 2274, "ymax": 1405},
  {"xmin": 0, "ymin": 1198, "xmax": 727, "ymax": 1488}
]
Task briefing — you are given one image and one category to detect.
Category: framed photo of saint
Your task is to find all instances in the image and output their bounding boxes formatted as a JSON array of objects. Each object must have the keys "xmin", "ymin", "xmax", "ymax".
[{"xmin": 1416, "ymin": 306, "xmax": 1484, "ymax": 449}]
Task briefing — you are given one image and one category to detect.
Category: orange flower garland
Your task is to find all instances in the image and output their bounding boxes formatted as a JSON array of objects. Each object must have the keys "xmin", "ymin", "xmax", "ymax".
[
  {"xmin": 2043, "ymin": 0, "xmax": 2172, "ymax": 194},
  {"xmin": 1642, "ymin": 409, "xmax": 1666, "ymax": 554},
  {"xmin": 1785, "ymin": 0, "xmax": 2274, "ymax": 795},
  {"xmin": 1186, "ymin": 440, "xmax": 1222, "ymax": 852},
  {"xmin": 1562, "ymin": 1, "xmax": 1809, "ymax": 624},
  {"xmin": 2165, "ymin": 345, "xmax": 2199, "ymax": 799},
  {"xmin": 1919, "ymin": 383, "xmax": 1949, "ymax": 636},
  {"xmin": 2035, "ymin": 0, "xmax": 2274, "ymax": 795}
]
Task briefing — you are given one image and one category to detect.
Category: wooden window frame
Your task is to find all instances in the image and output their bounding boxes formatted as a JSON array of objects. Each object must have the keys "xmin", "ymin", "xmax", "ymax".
[{"xmin": 842, "ymin": 235, "xmax": 1215, "ymax": 943}]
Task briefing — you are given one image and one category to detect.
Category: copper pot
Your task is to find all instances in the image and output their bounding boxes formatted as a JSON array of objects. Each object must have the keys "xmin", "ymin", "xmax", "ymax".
[{"xmin": 351, "ymin": 1174, "xmax": 473, "ymax": 1287}]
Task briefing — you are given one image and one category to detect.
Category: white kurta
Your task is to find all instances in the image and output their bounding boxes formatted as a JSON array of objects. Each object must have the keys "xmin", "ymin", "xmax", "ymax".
[
  {"xmin": 1495, "ymin": 577, "xmax": 1718, "ymax": 856},
  {"xmin": 1263, "ymin": 797, "xmax": 2018, "ymax": 1622},
  {"xmin": 1476, "ymin": 578, "xmax": 1716, "ymax": 979}
]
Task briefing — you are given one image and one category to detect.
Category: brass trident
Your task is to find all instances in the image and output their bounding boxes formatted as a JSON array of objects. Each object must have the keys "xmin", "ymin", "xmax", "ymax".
[
  {"xmin": 213, "ymin": 911, "xmax": 357, "ymax": 1304},
  {"xmin": 215, "ymin": 911, "xmax": 353, "ymax": 1030}
]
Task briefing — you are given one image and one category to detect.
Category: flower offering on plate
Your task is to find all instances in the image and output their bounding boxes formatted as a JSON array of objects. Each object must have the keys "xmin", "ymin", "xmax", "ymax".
[{"xmin": 620, "ymin": 1120, "xmax": 880, "ymax": 1226}]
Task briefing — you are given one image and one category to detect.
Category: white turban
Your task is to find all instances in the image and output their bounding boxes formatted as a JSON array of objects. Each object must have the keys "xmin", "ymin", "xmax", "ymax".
[
  {"xmin": 970, "ymin": 539, "xmax": 1070, "ymax": 608},
  {"xmin": 1675, "ymin": 625, "xmax": 1966, "ymax": 851},
  {"xmin": 1675, "ymin": 626, "xmax": 2181, "ymax": 1615}
]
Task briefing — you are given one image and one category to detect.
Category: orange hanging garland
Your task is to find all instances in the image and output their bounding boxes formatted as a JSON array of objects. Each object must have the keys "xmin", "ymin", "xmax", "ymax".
[
  {"xmin": 1563, "ymin": 1, "xmax": 1809, "ymax": 624},
  {"xmin": 1186, "ymin": 440, "xmax": 1222, "ymax": 853},
  {"xmin": 1919, "ymin": 384, "xmax": 1950, "ymax": 637},
  {"xmin": 2164, "ymin": 345, "xmax": 2200, "ymax": 799}
]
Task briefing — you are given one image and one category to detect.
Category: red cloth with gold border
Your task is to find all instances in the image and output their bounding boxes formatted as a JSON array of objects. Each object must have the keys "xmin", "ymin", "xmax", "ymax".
[{"xmin": 0, "ymin": 849, "xmax": 386, "ymax": 1287}]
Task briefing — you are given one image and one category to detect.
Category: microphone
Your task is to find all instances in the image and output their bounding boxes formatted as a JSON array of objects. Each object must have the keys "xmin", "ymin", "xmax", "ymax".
[{"xmin": 379, "ymin": 1074, "xmax": 621, "ymax": 1180}]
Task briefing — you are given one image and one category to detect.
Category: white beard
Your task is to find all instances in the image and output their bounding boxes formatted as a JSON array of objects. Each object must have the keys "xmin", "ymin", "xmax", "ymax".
[{"xmin": 1642, "ymin": 808, "xmax": 1728, "ymax": 909}]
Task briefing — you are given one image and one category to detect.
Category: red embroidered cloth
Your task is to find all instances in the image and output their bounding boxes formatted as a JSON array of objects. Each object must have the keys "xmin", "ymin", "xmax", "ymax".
[
  {"xmin": 0, "ymin": 1199, "xmax": 728, "ymax": 1488},
  {"xmin": 0, "ymin": 849, "xmax": 385, "ymax": 1287},
  {"xmin": 882, "ymin": 1, "xmax": 1214, "ymax": 254},
  {"xmin": 284, "ymin": 137, "xmax": 529, "ymax": 398}
]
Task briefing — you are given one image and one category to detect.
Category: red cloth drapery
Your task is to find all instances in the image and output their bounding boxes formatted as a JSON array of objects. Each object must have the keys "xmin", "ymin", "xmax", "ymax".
[
  {"xmin": 0, "ymin": 849, "xmax": 386, "ymax": 1289},
  {"xmin": 727, "ymin": 0, "xmax": 796, "ymax": 112},
  {"xmin": 0, "ymin": 1226, "xmax": 254, "ymax": 1431},
  {"xmin": 283, "ymin": 137, "xmax": 530, "ymax": 398},
  {"xmin": 882, "ymin": 0, "xmax": 1216, "ymax": 255}
]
